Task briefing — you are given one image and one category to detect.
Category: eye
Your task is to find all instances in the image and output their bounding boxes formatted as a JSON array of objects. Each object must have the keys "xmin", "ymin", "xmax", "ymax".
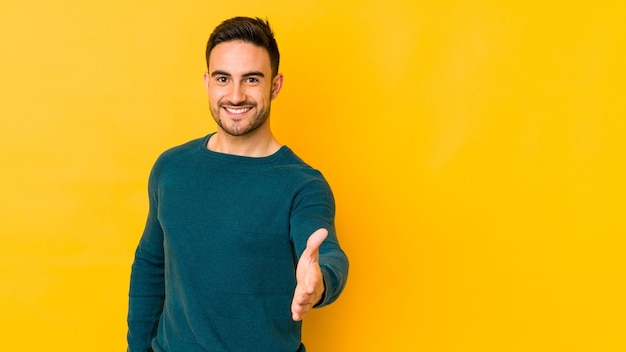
[
  {"xmin": 245, "ymin": 77, "xmax": 260, "ymax": 84},
  {"xmin": 215, "ymin": 76, "xmax": 229, "ymax": 83}
]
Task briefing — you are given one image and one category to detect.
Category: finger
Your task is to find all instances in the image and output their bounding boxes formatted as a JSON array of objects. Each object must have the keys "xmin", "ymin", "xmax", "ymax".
[
  {"xmin": 291, "ymin": 301, "xmax": 304, "ymax": 321},
  {"xmin": 292, "ymin": 309, "xmax": 309, "ymax": 321},
  {"xmin": 305, "ymin": 228, "xmax": 328, "ymax": 254},
  {"xmin": 291, "ymin": 297, "xmax": 313, "ymax": 321},
  {"xmin": 292, "ymin": 310, "xmax": 306, "ymax": 321},
  {"xmin": 293, "ymin": 290, "xmax": 313, "ymax": 306},
  {"xmin": 292, "ymin": 288, "xmax": 314, "ymax": 311}
]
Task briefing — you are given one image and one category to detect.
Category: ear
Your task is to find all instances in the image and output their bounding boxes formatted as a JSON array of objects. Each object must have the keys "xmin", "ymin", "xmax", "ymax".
[
  {"xmin": 203, "ymin": 72, "xmax": 211, "ymax": 94},
  {"xmin": 270, "ymin": 73, "xmax": 284, "ymax": 100}
]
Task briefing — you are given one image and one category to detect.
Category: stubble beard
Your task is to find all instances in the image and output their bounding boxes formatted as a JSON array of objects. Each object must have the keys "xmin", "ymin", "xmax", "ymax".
[{"xmin": 211, "ymin": 103, "xmax": 271, "ymax": 137}]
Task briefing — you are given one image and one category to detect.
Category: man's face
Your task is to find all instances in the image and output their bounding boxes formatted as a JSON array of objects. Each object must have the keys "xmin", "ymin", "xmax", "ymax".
[{"xmin": 204, "ymin": 40, "xmax": 282, "ymax": 137}]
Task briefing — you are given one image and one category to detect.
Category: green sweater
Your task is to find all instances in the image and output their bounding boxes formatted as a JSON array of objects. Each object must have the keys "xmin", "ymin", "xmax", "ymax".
[{"xmin": 127, "ymin": 134, "xmax": 349, "ymax": 352}]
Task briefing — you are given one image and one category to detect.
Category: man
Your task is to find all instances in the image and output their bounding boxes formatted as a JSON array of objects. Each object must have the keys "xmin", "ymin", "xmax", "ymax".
[{"xmin": 127, "ymin": 17, "xmax": 349, "ymax": 352}]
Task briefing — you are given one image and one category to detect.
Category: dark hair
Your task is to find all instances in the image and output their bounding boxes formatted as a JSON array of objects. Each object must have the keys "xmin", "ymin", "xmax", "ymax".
[{"xmin": 205, "ymin": 17, "xmax": 280, "ymax": 78}]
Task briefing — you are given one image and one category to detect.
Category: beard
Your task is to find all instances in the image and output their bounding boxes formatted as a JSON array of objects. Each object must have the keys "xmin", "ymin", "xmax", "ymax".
[{"xmin": 210, "ymin": 101, "xmax": 271, "ymax": 137}]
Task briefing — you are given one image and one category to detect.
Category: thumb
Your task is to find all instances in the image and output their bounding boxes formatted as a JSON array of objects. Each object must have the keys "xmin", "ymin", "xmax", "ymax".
[{"xmin": 304, "ymin": 228, "xmax": 328, "ymax": 257}]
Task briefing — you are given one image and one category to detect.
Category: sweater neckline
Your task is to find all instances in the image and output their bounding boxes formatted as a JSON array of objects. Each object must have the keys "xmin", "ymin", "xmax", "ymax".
[{"xmin": 197, "ymin": 133, "xmax": 290, "ymax": 164}]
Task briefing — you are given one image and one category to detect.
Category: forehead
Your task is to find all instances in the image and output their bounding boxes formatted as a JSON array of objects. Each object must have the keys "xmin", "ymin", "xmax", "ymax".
[{"xmin": 208, "ymin": 40, "xmax": 271, "ymax": 74}]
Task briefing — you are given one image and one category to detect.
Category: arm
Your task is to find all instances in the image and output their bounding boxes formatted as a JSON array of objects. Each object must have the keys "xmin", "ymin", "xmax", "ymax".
[
  {"xmin": 290, "ymin": 174, "xmax": 349, "ymax": 320},
  {"xmin": 127, "ymin": 166, "xmax": 166, "ymax": 352}
]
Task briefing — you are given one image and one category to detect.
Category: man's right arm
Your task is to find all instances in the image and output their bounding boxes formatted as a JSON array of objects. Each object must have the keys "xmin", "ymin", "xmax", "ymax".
[{"xmin": 127, "ymin": 168, "xmax": 166, "ymax": 352}]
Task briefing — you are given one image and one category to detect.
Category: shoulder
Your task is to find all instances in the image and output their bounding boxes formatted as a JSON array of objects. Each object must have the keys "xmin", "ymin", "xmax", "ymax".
[
  {"xmin": 274, "ymin": 148, "xmax": 333, "ymax": 195},
  {"xmin": 274, "ymin": 148, "xmax": 325, "ymax": 178},
  {"xmin": 151, "ymin": 135, "xmax": 209, "ymax": 174},
  {"xmin": 160, "ymin": 135, "xmax": 206, "ymax": 159}
]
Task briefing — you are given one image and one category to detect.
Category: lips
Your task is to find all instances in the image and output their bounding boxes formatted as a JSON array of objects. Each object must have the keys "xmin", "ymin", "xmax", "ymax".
[{"xmin": 224, "ymin": 107, "xmax": 252, "ymax": 115}]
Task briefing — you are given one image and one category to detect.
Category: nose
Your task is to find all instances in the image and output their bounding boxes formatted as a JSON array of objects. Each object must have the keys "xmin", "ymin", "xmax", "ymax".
[{"xmin": 227, "ymin": 82, "xmax": 246, "ymax": 104}]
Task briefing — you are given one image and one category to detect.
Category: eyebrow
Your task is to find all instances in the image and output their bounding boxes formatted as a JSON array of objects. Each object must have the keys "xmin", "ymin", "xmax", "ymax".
[{"xmin": 211, "ymin": 70, "xmax": 265, "ymax": 78}]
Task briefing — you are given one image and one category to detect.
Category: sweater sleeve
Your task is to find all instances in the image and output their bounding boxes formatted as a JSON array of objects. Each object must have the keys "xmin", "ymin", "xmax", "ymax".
[
  {"xmin": 127, "ymin": 163, "xmax": 166, "ymax": 352},
  {"xmin": 290, "ymin": 172, "xmax": 349, "ymax": 308}
]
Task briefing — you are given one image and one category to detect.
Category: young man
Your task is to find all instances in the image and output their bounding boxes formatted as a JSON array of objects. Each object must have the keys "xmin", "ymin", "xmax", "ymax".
[{"xmin": 127, "ymin": 17, "xmax": 349, "ymax": 352}]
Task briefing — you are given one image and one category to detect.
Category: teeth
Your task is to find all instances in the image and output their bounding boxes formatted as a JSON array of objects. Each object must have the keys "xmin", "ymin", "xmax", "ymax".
[{"xmin": 225, "ymin": 107, "xmax": 250, "ymax": 114}]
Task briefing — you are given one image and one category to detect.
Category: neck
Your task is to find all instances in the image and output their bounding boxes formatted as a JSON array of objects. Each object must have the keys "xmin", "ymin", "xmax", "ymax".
[{"xmin": 207, "ymin": 129, "xmax": 281, "ymax": 157}]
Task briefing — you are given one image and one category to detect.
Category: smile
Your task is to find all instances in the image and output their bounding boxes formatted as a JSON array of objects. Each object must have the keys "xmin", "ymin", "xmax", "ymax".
[{"xmin": 224, "ymin": 107, "xmax": 251, "ymax": 115}]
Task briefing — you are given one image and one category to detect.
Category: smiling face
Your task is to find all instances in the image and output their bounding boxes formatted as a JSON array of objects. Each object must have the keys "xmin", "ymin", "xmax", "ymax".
[{"xmin": 204, "ymin": 40, "xmax": 283, "ymax": 137}]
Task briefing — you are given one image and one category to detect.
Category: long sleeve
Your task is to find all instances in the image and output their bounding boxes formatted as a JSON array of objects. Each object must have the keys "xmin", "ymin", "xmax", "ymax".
[
  {"xmin": 290, "ymin": 171, "xmax": 349, "ymax": 308},
  {"xmin": 318, "ymin": 249, "xmax": 349, "ymax": 307},
  {"xmin": 127, "ymin": 165, "xmax": 166, "ymax": 352}
]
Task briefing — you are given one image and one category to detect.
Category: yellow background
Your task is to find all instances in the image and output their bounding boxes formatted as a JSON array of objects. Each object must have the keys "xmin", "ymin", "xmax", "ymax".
[{"xmin": 1, "ymin": 1, "xmax": 625, "ymax": 351}]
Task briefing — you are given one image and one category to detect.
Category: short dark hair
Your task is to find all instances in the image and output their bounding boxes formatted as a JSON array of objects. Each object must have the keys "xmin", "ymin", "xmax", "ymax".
[{"xmin": 205, "ymin": 17, "xmax": 280, "ymax": 78}]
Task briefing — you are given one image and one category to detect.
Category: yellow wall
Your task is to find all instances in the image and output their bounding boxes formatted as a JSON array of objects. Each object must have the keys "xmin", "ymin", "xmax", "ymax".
[{"xmin": 2, "ymin": 1, "xmax": 625, "ymax": 351}]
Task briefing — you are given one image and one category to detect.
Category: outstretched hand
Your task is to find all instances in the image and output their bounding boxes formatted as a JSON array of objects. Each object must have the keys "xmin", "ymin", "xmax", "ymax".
[{"xmin": 291, "ymin": 228, "xmax": 328, "ymax": 321}]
